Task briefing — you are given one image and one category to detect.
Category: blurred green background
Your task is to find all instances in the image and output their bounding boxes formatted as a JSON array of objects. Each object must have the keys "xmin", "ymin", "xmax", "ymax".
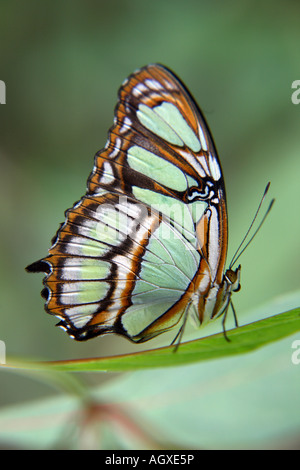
[{"xmin": 0, "ymin": 0, "xmax": 299, "ymax": 449}]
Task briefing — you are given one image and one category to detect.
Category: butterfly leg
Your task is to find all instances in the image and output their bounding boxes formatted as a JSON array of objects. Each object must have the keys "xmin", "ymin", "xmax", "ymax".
[
  {"xmin": 222, "ymin": 300, "xmax": 239, "ymax": 342},
  {"xmin": 230, "ymin": 301, "xmax": 239, "ymax": 328},
  {"xmin": 170, "ymin": 301, "xmax": 192, "ymax": 352},
  {"xmin": 222, "ymin": 302, "xmax": 231, "ymax": 342}
]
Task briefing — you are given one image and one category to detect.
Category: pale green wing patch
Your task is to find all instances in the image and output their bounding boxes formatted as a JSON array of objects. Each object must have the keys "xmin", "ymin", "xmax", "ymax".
[
  {"xmin": 60, "ymin": 281, "xmax": 110, "ymax": 305},
  {"xmin": 60, "ymin": 258, "xmax": 110, "ymax": 281},
  {"xmin": 128, "ymin": 145, "xmax": 187, "ymax": 191},
  {"xmin": 137, "ymin": 102, "xmax": 201, "ymax": 152}
]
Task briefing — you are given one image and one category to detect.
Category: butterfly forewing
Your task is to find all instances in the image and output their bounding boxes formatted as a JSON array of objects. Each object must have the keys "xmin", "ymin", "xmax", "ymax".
[{"xmin": 27, "ymin": 64, "xmax": 231, "ymax": 343}]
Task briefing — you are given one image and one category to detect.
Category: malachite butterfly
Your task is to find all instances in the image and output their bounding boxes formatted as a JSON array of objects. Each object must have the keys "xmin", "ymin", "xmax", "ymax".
[{"xmin": 26, "ymin": 63, "xmax": 244, "ymax": 344}]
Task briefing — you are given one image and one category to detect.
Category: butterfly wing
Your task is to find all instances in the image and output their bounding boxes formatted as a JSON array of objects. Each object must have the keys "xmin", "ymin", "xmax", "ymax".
[{"xmin": 27, "ymin": 64, "xmax": 228, "ymax": 342}]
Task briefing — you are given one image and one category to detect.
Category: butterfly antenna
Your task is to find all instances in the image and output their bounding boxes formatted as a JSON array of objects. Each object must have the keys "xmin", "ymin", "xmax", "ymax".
[
  {"xmin": 230, "ymin": 198, "xmax": 275, "ymax": 269},
  {"xmin": 229, "ymin": 183, "xmax": 274, "ymax": 269}
]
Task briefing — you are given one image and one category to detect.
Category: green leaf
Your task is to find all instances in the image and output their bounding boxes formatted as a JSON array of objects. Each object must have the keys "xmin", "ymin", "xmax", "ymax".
[{"xmin": 3, "ymin": 308, "xmax": 300, "ymax": 373}]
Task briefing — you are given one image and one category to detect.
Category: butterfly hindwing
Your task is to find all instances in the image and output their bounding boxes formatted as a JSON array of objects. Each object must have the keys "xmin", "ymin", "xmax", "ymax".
[{"xmin": 28, "ymin": 192, "xmax": 202, "ymax": 341}]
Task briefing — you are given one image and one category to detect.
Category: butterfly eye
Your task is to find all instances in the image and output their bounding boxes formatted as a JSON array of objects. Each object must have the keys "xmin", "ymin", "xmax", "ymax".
[{"xmin": 225, "ymin": 265, "xmax": 241, "ymax": 292}]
